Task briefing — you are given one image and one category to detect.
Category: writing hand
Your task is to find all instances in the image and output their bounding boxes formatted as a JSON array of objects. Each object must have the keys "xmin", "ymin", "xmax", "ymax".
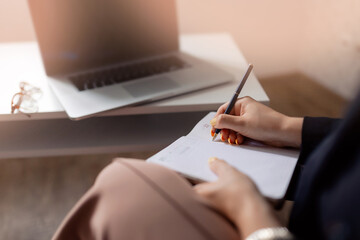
[{"xmin": 210, "ymin": 97, "xmax": 303, "ymax": 148}]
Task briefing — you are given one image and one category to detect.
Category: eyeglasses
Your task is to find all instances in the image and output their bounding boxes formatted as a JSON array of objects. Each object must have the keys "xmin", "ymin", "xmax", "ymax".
[{"xmin": 11, "ymin": 82, "xmax": 43, "ymax": 117}]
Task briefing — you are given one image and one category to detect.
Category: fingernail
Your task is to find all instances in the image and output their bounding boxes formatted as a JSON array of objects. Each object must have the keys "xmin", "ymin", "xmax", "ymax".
[
  {"xmin": 221, "ymin": 134, "xmax": 225, "ymax": 142},
  {"xmin": 235, "ymin": 139, "xmax": 239, "ymax": 145},
  {"xmin": 210, "ymin": 118, "xmax": 216, "ymax": 126},
  {"xmin": 211, "ymin": 129, "xmax": 215, "ymax": 137},
  {"xmin": 228, "ymin": 138, "xmax": 232, "ymax": 145},
  {"xmin": 208, "ymin": 157, "xmax": 217, "ymax": 165}
]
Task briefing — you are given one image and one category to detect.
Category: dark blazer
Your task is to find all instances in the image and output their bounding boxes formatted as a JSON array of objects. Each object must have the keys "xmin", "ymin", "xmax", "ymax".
[{"xmin": 288, "ymin": 91, "xmax": 360, "ymax": 240}]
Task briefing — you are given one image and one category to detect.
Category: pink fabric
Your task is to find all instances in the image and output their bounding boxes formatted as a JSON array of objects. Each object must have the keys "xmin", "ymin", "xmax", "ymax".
[{"xmin": 52, "ymin": 158, "xmax": 240, "ymax": 240}]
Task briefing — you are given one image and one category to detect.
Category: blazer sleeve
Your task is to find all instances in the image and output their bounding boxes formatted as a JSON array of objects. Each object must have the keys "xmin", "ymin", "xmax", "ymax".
[
  {"xmin": 298, "ymin": 117, "xmax": 341, "ymax": 165},
  {"xmin": 286, "ymin": 116, "xmax": 341, "ymax": 200}
]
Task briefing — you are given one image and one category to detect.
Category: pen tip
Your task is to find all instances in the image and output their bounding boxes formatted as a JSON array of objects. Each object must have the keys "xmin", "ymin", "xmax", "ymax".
[{"xmin": 212, "ymin": 133, "xmax": 218, "ymax": 141}]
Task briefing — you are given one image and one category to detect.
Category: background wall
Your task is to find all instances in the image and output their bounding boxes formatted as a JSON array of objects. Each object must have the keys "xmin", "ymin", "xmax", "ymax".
[
  {"xmin": 298, "ymin": 0, "xmax": 360, "ymax": 99},
  {"xmin": 177, "ymin": 0, "xmax": 305, "ymax": 78},
  {"xmin": 0, "ymin": 0, "xmax": 359, "ymax": 99},
  {"xmin": 0, "ymin": 0, "xmax": 35, "ymax": 42}
]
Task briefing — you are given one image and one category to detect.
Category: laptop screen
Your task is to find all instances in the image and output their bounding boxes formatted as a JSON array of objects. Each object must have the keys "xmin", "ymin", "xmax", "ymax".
[{"xmin": 28, "ymin": 0, "xmax": 179, "ymax": 76}]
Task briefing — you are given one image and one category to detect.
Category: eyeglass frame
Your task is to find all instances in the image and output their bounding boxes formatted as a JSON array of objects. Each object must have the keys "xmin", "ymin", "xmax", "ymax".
[{"xmin": 11, "ymin": 82, "xmax": 42, "ymax": 116}]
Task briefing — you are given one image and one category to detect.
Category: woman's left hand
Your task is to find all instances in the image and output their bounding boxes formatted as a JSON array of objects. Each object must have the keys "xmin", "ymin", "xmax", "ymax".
[{"xmin": 194, "ymin": 157, "xmax": 282, "ymax": 238}]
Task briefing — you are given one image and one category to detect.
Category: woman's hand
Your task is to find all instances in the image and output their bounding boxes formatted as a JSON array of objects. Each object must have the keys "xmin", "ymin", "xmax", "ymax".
[
  {"xmin": 210, "ymin": 97, "xmax": 303, "ymax": 148},
  {"xmin": 194, "ymin": 157, "xmax": 282, "ymax": 238}
]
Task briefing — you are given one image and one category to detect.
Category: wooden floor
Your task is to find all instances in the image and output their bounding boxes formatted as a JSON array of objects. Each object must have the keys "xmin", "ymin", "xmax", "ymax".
[
  {"xmin": 260, "ymin": 73, "xmax": 348, "ymax": 118},
  {"xmin": 0, "ymin": 73, "xmax": 348, "ymax": 240}
]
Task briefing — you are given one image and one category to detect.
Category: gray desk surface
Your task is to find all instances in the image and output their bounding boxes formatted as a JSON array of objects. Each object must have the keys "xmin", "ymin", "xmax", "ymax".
[{"xmin": 0, "ymin": 33, "xmax": 269, "ymax": 158}]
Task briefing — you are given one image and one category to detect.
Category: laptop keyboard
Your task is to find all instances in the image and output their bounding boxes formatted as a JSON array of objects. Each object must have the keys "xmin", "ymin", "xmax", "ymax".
[{"xmin": 69, "ymin": 56, "xmax": 189, "ymax": 91}]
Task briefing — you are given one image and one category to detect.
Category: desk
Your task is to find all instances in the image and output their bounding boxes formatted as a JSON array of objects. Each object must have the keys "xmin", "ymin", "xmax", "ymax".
[{"xmin": 0, "ymin": 33, "xmax": 269, "ymax": 158}]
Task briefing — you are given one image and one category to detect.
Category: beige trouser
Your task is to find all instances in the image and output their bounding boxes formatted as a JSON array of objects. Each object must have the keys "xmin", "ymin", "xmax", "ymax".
[{"xmin": 52, "ymin": 158, "xmax": 240, "ymax": 240}]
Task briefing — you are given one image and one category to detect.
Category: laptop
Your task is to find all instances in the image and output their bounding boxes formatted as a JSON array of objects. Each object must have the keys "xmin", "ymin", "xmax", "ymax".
[{"xmin": 28, "ymin": 0, "xmax": 233, "ymax": 120}]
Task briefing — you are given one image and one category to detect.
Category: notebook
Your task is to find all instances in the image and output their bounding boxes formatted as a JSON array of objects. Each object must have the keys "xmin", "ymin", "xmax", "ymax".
[{"xmin": 147, "ymin": 112, "xmax": 299, "ymax": 199}]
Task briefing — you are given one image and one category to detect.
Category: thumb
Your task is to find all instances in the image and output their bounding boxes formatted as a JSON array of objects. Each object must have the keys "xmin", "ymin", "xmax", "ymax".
[
  {"xmin": 215, "ymin": 114, "xmax": 245, "ymax": 133},
  {"xmin": 208, "ymin": 157, "xmax": 232, "ymax": 177}
]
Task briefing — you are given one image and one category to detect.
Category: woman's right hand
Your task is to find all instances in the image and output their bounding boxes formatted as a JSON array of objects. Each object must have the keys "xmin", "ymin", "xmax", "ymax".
[{"xmin": 210, "ymin": 97, "xmax": 303, "ymax": 148}]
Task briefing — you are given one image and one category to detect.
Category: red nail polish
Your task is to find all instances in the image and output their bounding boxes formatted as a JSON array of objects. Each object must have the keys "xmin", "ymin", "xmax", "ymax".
[{"xmin": 221, "ymin": 134, "xmax": 225, "ymax": 141}]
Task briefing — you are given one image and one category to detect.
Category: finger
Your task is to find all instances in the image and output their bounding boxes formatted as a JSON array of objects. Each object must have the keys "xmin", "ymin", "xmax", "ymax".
[
  {"xmin": 217, "ymin": 97, "xmax": 253, "ymax": 117},
  {"xmin": 193, "ymin": 182, "xmax": 204, "ymax": 193},
  {"xmin": 220, "ymin": 129, "xmax": 229, "ymax": 142},
  {"xmin": 210, "ymin": 118, "xmax": 216, "ymax": 127},
  {"xmin": 193, "ymin": 182, "xmax": 213, "ymax": 193},
  {"xmin": 193, "ymin": 182, "xmax": 220, "ymax": 200},
  {"xmin": 235, "ymin": 133, "xmax": 244, "ymax": 145},
  {"xmin": 216, "ymin": 102, "xmax": 229, "ymax": 116},
  {"xmin": 208, "ymin": 157, "xmax": 232, "ymax": 178},
  {"xmin": 210, "ymin": 127, "xmax": 215, "ymax": 137},
  {"xmin": 215, "ymin": 101, "xmax": 237, "ymax": 117},
  {"xmin": 209, "ymin": 104, "xmax": 228, "ymax": 127},
  {"xmin": 216, "ymin": 114, "xmax": 247, "ymax": 133},
  {"xmin": 234, "ymin": 96, "xmax": 254, "ymax": 116},
  {"xmin": 210, "ymin": 105, "xmax": 238, "ymax": 127},
  {"xmin": 228, "ymin": 130, "xmax": 236, "ymax": 144}
]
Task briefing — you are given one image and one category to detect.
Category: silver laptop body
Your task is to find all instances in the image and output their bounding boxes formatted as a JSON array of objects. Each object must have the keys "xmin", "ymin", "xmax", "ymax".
[{"xmin": 28, "ymin": 0, "xmax": 233, "ymax": 119}]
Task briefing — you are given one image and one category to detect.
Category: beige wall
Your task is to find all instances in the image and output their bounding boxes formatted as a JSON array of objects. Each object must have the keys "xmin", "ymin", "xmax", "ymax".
[
  {"xmin": 298, "ymin": 0, "xmax": 360, "ymax": 100},
  {"xmin": 1, "ymin": 0, "xmax": 359, "ymax": 99},
  {"xmin": 0, "ymin": 0, "xmax": 35, "ymax": 42},
  {"xmin": 177, "ymin": 0, "xmax": 360, "ymax": 100},
  {"xmin": 177, "ymin": 0, "xmax": 305, "ymax": 78}
]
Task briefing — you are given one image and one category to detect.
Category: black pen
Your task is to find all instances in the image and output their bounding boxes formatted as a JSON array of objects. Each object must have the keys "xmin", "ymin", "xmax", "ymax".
[{"xmin": 212, "ymin": 64, "xmax": 253, "ymax": 141}]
